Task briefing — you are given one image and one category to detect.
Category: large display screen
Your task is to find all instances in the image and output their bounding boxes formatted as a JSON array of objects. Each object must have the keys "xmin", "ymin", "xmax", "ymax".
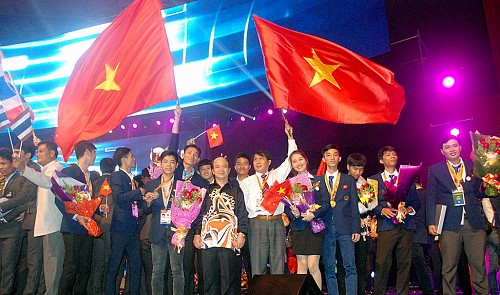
[{"xmin": 1, "ymin": 0, "xmax": 389, "ymax": 131}]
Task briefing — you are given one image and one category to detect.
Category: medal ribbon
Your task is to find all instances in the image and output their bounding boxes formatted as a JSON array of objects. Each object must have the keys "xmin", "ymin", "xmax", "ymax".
[
  {"xmin": 446, "ymin": 162, "xmax": 464, "ymax": 189},
  {"xmin": 325, "ymin": 173, "xmax": 341, "ymax": 207}
]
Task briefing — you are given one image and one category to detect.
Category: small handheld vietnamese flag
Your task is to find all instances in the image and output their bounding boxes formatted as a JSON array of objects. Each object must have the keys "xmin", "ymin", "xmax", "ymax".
[
  {"xmin": 99, "ymin": 178, "xmax": 112, "ymax": 197},
  {"xmin": 206, "ymin": 125, "xmax": 223, "ymax": 148},
  {"xmin": 261, "ymin": 180, "xmax": 292, "ymax": 214}
]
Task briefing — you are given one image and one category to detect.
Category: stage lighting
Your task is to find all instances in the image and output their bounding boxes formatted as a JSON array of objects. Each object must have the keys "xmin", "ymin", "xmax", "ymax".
[
  {"xmin": 108, "ymin": 130, "xmax": 113, "ymax": 134},
  {"xmin": 156, "ymin": 120, "xmax": 161, "ymax": 126},
  {"xmin": 282, "ymin": 109, "xmax": 288, "ymax": 114},
  {"xmin": 442, "ymin": 76, "xmax": 455, "ymax": 88},
  {"xmin": 120, "ymin": 124, "xmax": 125, "ymax": 130},
  {"xmin": 450, "ymin": 128, "xmax": 460, "ymax": 137},
  {"xmin": 132, "ymin": 123, "xmax": 138, "ymax": 129},
  {"xmin": 240, "ymin": 116, "xmax": 246, "ymax": 122},
  {"xmin": 267, "ymin": 109, "xmax": 273, "ymax": 115},
  {"xmin": 212, "ymin": 123, "xmax": 217, "ymax": 127},
  {"xmin": 169, "ymin": 118, "xmax": 175, "ymax": 124}
]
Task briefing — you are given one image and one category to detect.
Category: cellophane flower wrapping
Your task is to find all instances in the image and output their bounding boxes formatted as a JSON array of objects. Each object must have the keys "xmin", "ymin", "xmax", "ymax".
[
  {"xmin": 471, "ymin": 131, "xmax": 500, "ymax": 196},
  {"xmin": 383, "ymin": 164, "xmax": 422, "ymax": 224},
  {"xmin": 171, "ymin": 180, "xmax": 206, "ymax": 252},
  {"xmin": 51, "ymin": 173, "xmax": 102, "ymax": 237},
  {"xmin": 283, "ymin": 173, "xmax": 324, "ymax": 233}
]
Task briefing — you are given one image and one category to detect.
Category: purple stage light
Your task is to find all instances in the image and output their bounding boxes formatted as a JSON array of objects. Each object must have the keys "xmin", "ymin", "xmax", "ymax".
[
  {"xmin": 169, "ymin": 118, "xmax": 175, "ymax": 124},
  {"xmin": 120, "ymin": 124, "xmax": 125, "ymax": 130},
  {"xmin": 240, "ymin": 116, "xmax": 246, "ymax": 122},
  {"xmin": 267, "ymin": 109, "xmax": 273, "ymax": 115},
  {"xmin": 132, "ymin": 123, "xmax": 138, "ymax": 129},
  {"xmin": 450, "ymin": 128, "xmax": 460, "ymax": 137},
  {"xmin": 442, "ymin": 76, "xmax": 455, "ymax": 88},
  {"xmin": 156, "ymin": 120, "xmax": 161, "ymax": 126}
]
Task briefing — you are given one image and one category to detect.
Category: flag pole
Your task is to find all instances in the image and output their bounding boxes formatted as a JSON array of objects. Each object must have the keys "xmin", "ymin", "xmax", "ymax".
[
  {"xmin": 281, "ymin": 109, "xmax": 292, "ymax": 138},
  {"xmin": 193, "ymin": 129, "xmax": 208, "ymax": 140}
]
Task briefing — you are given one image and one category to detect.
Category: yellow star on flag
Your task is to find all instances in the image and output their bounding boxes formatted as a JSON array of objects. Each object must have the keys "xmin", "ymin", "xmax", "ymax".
[
  {"xmin": 304, "ymin": 49, "xmax": 341, "ymax": 89},
  {"xmin": 277, "ymin": 187, "xmax": 286, "ymax": 195},
  {"xmin": 102, "ymin": 184, "xmax": 111, "ymax": 191},
  {"xmin": 210, "ymin": 132, "xmax": 219, "ymax": 140},
  {"xmin": 95, "ymin": 63, "xmax": 121, "ymax": 91}
]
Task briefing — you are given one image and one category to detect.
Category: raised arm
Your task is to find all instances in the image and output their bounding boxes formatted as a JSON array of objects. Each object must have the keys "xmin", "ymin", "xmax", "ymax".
[
  {"xmin": 167, "ymin": 105, "xmax": 182, "ymax": 152},
  {"xmin": 273, "ymin": 123, "xmax": 298, "ymax": 182}
]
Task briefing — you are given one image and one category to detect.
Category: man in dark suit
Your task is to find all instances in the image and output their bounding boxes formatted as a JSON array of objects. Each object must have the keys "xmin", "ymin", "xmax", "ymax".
[
  {"xmin": 90, "ymin": 157, "xmax": 118, "ymax": 295},
  {"xmin": 104, "ymin": 147, "xmax": 153, "ymax": 295},
  {"xmin": 168, "ymin": 106, "xmax": 210, "ymax": 295},
  {"xmin": 370, "ymin": 146, "xmax": 420, "ymax": 295},
  {"xmin": 54, "ymin": 140, "xmax": 100, "ymax": 295},
  {"xmin": 12, "ymin": 141, "xmax": 45, "ymax": 295},
  {"xmin": 144, "ymin": 150, "xmax": 185, "ymax": 295},
  {"xmin": 312, "ymin": 144, "xmax": 360, "ymax": 295},
  {"xmin": 0, "ymin": 147, "xmax": 36, "ymax": 294},
  {"xmin": 426, "ymin": 137, "xmax": 488, "ymax": 295}
]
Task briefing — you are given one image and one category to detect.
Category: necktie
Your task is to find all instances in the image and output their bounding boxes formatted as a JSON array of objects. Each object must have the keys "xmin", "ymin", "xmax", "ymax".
[
  {"xmin": 453, "ymin": 165, "xmax": 460, "ymax": 174},
  {"xmin": 261, "ymin": 174, "xmax": 269, "ymax": 194},
  {"xmin": 389, "ymin": 174, "xmax": 395, "ymax": 183},
  {"xmin": 329, "ymin": 176, "xmax": 334, "ymax": 188}
]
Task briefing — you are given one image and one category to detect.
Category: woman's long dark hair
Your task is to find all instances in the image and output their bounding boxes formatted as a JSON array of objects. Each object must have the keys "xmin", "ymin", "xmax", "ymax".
[{"xmin": 289, "ymin": 150, "xmax": 310, "ymax": 176}]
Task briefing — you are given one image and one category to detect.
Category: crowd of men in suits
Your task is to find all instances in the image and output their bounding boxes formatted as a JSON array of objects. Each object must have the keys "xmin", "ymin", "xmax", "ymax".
[{"xmin": 0, "ymin": 105, "xmax": 498, "ymax": 295}]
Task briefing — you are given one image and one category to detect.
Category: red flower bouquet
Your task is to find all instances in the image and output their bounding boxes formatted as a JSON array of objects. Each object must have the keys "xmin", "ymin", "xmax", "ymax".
[{"xmin": 471, "ymin": 132, "xmax": 500, "ymax": 196}]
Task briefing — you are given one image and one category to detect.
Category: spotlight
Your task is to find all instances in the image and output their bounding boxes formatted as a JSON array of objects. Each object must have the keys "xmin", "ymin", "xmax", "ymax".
[
  {"xmin": 132, "ymin": 123, "xmax": 138, "ymax": 129},
  {"xmin": 240, "ymin": 116, "xmax": 246, "ymax": 122},
  {"xmin": 212, "ymin": 123, "xmax": 217, "ymax": 127},
  {"xmin": 282, "ymin": 109, "xmax": 288, "ymax": 114},
  {"xmin": 108, "ymin": 130, "xmax": 113, "ymax": 134},
  {"xmin": 442, "ymin": 76, "xmax": 455, "ymax": 88},
  {"xmin": 169, "ymin": 118, "xmax": 175, "ymax": 124},
  {"xmin": 267, "ymin": 109, "xmax": 273, "ymax": 115},
  {"xmin": 156, "ymin": 120, "xmax": 161, "ymax": 126},
  {"xmin": 450, "ymin": 128, "xmax": 460, "ymax": 137},
  {"xmin": 120, "ymin": 124, "xmax": 125, "ymax": 130}
]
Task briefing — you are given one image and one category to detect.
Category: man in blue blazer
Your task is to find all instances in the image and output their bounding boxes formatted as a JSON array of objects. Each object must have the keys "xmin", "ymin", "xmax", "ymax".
[
  {"xmin": 144, "ymin": 150, "xmax": 185, "ymax": 295},
  {"xmin": 54, "ymin": 140, "xmax": 99, "ymax": 295},
  {"xmin": 167, "ymin": 105, "xmax": 209, "ymax": 295},
  {"xmin": 104, "ymin": 147, "xmax": 152, "ymax": 295},
  {"xmin": 426, "ymin": 137, "xmax": 487, "ymax": 295},
  {"xmin": 312, "ymin": 144, "xmax": 360, "ymax": 295},
  {"xmin": 370, "ymin": 146, "xmax": 420, "ymax": 295}
]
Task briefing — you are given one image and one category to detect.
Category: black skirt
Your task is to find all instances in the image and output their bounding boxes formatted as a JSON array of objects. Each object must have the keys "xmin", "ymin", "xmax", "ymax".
[{"xmin": 290, "ymin": 225, "xmax": 325, "ymax": 255}]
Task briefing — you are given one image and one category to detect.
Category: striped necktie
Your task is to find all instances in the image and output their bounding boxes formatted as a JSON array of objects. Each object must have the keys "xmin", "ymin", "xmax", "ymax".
[{"xmin": 261, "ymin": 174, "xmax": 269, "ymax": 194}]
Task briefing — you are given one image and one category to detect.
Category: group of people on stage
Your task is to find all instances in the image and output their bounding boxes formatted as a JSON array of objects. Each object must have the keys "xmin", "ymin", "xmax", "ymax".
[{"xmin": 0, "ymin": 105, "xmax": 498, "ymax": 295}]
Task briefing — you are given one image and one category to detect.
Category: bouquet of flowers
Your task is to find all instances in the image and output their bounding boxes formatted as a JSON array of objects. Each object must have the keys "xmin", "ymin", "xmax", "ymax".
[
  {"xmin": 358, "ymin": 178, "xmax": 378, "ymax": 235},
  {"xmin": 471, "ymin": 132, "xmax": 500, "ymax": 196},
  {"xmin": 170, "ymin": 180, "xmax": 206, "ymax": 252},
  {"xmin": 281, "ymin": 173, "xmax": 323, "ymax": 233},
  {"xmin": 383, "ymin": 164, "xmax": 422, "ymax": 224},
  {"xmin": 51, "ymin": 171, "xmax": 102, "ymax": 237}
]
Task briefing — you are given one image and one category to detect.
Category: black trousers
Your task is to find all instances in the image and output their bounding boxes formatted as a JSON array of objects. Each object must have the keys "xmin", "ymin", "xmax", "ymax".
[
  {"xmin": 411, "ymin": 243, "xmax": 434, "ymax": 295},
  {"xmin": 202, "ymin": 247, "xmax": 242, "ymax": 295},
  {"xmin": 58, "ymin": 232, "xmax": 93, "ymax": 295}
]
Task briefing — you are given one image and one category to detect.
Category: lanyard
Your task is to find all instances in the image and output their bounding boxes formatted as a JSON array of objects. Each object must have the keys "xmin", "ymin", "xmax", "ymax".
[
  {"xmin": 325, "ymin": 173, "xmax": 341, "ymax": 199},
  {"xmin": 3, "ymin": 173, "xmax": 16, "ymax": 191},
  {"xmin": 159, "ymin": 175, "xmax": 174, "ymax": 208},
  {"xmin": 446, "ymin": 162, "xmax": 464, "ymax": 189},
  {"xmin": 256, "ymin": 173, "xmax": 268, "ymax": 191}
]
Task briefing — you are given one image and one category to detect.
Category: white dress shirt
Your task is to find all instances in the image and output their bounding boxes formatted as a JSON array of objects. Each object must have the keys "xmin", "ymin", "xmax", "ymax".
[
  {"xmin": 22, "ymin": 159, "xmax": 63, "ymax": 237},
  {"xmin": 240, "ymin": 139, "xmax": 297, "ymax": 218}
]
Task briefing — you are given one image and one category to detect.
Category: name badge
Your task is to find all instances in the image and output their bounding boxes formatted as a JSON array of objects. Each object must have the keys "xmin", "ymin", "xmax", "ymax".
[
  {"xmin": 131, "ymin": 203, "xmax": 139, "ymax": 218},
  {"xmin": 452, "ymin": 189, "xmax": 465, "ymax": 206},
  {"xmin": 160, "ymin": 209, "xmax": 171, "ymax": 225}
]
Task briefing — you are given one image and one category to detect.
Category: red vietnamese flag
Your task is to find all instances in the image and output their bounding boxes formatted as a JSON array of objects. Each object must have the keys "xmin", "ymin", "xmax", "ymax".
[
  {"xmin": 56, "ymin": 0, "xmax": 177, "ymax": 161},
  {"xmin": 206, "ymin": 125, "xmax": 223, "ymax": 148},
  {"xmin": 99, "ymin": 178, "xmax": 112, "ymax": 197},
  {"xmin": 261, "ymin": 180, "xmax": 292, "ymax": 214},
  {"xmin": 253, "ymin": 15, "xmax": 405, "ymax": 124}
]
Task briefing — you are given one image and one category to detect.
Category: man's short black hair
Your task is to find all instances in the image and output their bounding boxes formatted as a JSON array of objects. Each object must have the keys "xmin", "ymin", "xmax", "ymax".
[
  {"xmin": 113, "ymin": 147, "xmax": 131, "ymax": 167},
  {"xmin": 377, "ymin": 146, "xmax": 397, "ymax": 161},
  {"xmin": 39, "ymin": 141, "xmax": 59, "ymax": 158},
  {"xmin": 347, "ymin": 153, "xmax": 367, "ymax": 167},
  {"xmin": 14, "ymin": 141, "xmax": 36, "ymax": 160},
  {"xmin": 235, "ymin": 152, "xmax": 250, "ymax": 163},
  {"xmin": 253, "ymin": 150, "xmax": 272, "ymax": 161},
  {"xmin": 74, "ymin": 140, "xmax": 97, "ymax": 159},
  {"xmin": 160, "ymin": 150, "xmax": 178, "ymax": 163},
  {"xmin": 439, "ymin": 136, "xmax": 461, "ymax": 149},
  {"xmin": 183, "ymin": 144, "xmax": 201, "ymax": 156},
  {"xmin": 0, "ymin": 148, "xmax": 13, "ymax": 162},
  {"xmin": 100, "ymin": 158, "xmax": 116, "ymax": 174},
  {"xmin": 321, "ymin": 144, "xmax": 340, "ymax": 156},
  {"xmin": 198, "ymin": 158, "xmax": 213, "ymax": 170}
]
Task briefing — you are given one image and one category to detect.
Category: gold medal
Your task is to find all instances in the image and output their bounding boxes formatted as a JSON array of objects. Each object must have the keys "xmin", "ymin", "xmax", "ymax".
[{"xmin": 330, "ymin": 200, "xmax": 336, "ymax": 208}]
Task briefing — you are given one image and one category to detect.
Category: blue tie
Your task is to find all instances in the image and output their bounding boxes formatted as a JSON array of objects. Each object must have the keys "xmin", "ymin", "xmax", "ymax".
[
  {"xmin": 329, "ymin": 176, "xmax": 334, "ymax": 188},
  {"xmin": 389, "ymin": 175, "xmax": 395, "ymax": 183},
  {"xmin": 453, "ymin": 165, "xmax": 460, "ymax": 174}
]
